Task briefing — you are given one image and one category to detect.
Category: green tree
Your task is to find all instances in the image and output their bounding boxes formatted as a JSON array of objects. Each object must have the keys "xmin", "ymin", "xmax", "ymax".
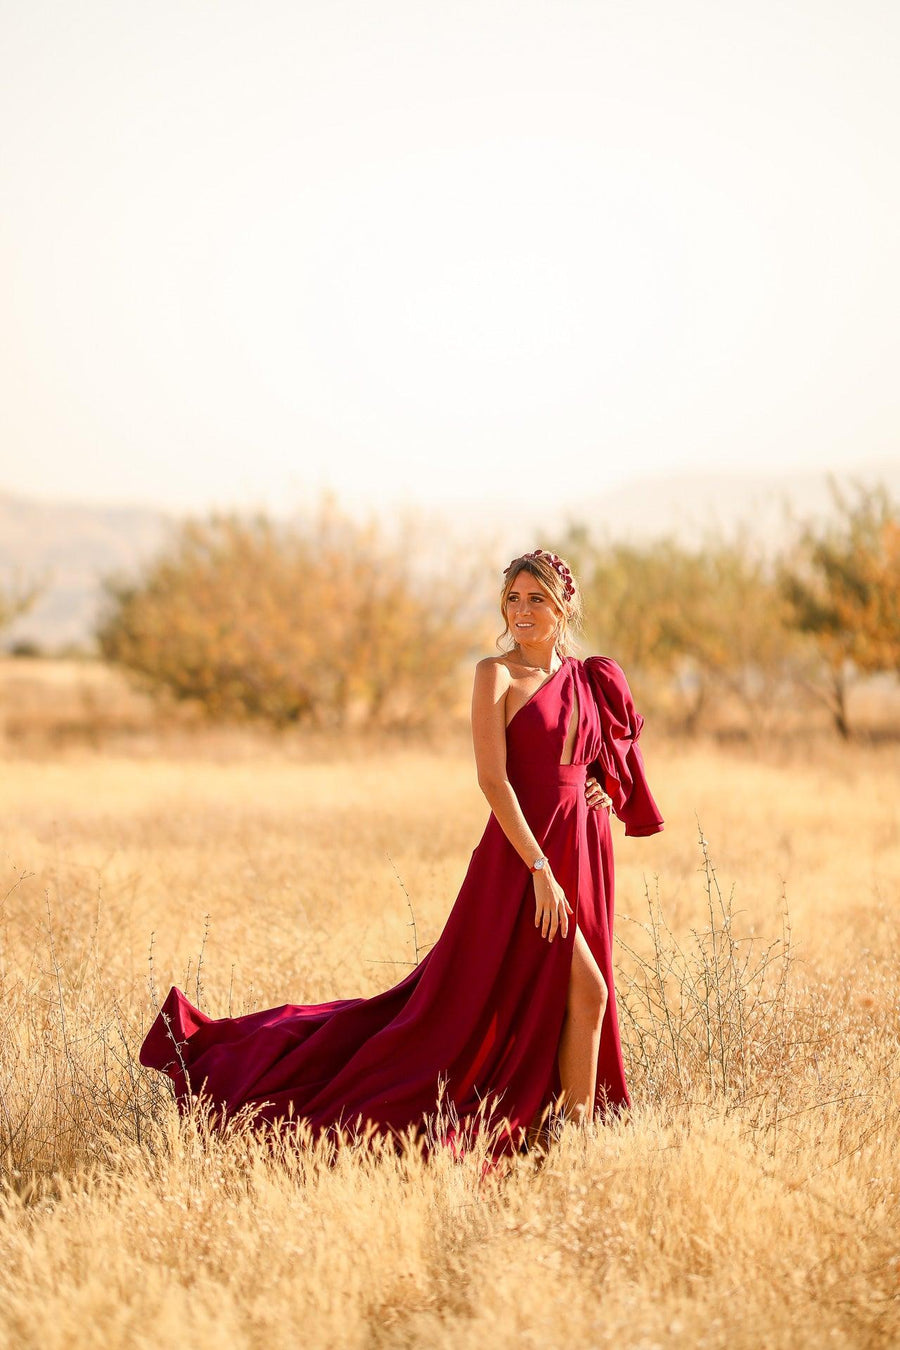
[{"xmin": 778, "ymin": 479, "xmax": 900, "ymax": 738}]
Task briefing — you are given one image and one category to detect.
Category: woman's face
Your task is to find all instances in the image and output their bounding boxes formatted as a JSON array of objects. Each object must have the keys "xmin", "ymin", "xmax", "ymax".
[{"xmin": 505, "ymin": 570, "xmax": 560, "ymax": 647}]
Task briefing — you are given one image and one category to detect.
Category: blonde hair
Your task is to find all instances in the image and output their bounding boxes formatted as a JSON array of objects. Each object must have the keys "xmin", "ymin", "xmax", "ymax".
[{"xmin": 498, "ymin": 550, "xmax": 583, "ymax": 657}]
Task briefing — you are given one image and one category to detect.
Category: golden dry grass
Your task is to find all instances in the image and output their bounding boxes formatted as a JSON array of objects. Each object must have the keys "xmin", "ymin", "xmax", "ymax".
[{"xmin": 1, "ymin": 680, "xmax": 898, "ymax": 1347}]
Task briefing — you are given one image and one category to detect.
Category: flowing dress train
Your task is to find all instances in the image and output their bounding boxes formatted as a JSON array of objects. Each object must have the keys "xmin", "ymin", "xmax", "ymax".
[{"xmin": 139, "ymin": 656, "xmax": 664, "ymax": 1156}]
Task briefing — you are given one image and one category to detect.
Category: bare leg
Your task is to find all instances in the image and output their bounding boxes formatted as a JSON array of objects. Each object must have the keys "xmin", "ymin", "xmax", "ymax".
[
  {"xmin": 520, "ymin": 928, "xmax": 609, "ymax": 1152},
  {"xmin": 555, "ymin": 925, "xmax": 608, "ymax": 1127}
]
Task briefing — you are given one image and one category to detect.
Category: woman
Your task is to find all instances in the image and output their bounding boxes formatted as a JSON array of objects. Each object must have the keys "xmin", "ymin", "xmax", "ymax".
[{"xmin": 140, "ymin": 549, "xmax": 664, "ymax": 1157}]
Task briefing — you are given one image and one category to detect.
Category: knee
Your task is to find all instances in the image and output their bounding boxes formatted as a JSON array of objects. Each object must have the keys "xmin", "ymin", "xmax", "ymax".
[{"xmin": 569, "ymin": 970, "xmax": 608, "ymax": 1025}]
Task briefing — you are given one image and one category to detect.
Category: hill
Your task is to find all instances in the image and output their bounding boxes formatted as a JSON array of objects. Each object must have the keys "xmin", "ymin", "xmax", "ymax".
[{"xmin": 0, "ymin": 493, "xmax": 171, "ymax": 650}]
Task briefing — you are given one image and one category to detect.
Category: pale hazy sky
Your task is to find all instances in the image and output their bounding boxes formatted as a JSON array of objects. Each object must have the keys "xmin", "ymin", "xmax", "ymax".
[{"xmin": 1, "ymin": 0, "xmax": 898, "ymax": 517}]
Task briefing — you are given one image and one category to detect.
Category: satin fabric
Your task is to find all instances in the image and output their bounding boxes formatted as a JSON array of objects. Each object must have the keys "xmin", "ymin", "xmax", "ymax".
[{"xmin": 139, "ymin": 656, "xmax": 664, "ymax": 1155}]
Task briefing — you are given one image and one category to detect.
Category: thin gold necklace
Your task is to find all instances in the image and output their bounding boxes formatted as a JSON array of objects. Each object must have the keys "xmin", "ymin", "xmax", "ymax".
[{"xmin": 514, "ymin": 647, "xmax": 562, "ymax": 675}]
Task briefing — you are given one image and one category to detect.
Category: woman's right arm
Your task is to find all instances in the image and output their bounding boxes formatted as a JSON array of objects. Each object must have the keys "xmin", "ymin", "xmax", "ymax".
[{"xmin": 470, "ymin": 659, "xmax": 572, "ymax": 942}]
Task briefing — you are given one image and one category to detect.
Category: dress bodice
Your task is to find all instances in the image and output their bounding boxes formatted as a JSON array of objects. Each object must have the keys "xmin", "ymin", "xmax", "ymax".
[
  {"xmin": 505, "ymin": 657, "xmax": 602, "ymax": 778},
  {"xmin": 504, "ymin": 655, "xmax": 665, "ymax": 839}
]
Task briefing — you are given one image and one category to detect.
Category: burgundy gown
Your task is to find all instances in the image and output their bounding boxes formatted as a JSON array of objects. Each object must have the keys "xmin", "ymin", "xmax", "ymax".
[{"xmin": 140, "ymin": 656, "xmax": 664, "ymax": 1156}]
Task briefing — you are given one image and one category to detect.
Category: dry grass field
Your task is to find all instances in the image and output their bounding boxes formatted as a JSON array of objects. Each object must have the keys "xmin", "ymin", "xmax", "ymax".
[{"xmin": 0, "ymin": 660, "xmax": 898, "ymax": 1348}]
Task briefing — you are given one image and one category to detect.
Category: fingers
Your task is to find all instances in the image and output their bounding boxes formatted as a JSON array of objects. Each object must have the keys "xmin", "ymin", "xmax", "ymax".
[
  {"xmin": 585, "ymin": 776, "xmax": 613, "ymax": 811},
  {"xmin": 534, "ymin": 872, "xmax": 574, "ymax": 944},
  {"xmin": 536, "ymin": 897, "xmax": 572, "ymax": 943},
  {"xmin": 536, "ymin": 899, "xmax": 550, "ymax": 940},
  {"xmin": 558, "ymin": 891, "xmax": 574, "ymax": 934},
  {"xmin": 536, "ymin": 901, "xmax": 556, "ymax": 942}
]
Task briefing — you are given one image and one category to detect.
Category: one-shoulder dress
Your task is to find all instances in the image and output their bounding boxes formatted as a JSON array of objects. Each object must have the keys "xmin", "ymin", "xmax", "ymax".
[{"xmin": 139, "ymin": 656, "xmax": 664, "ymax": 1155}]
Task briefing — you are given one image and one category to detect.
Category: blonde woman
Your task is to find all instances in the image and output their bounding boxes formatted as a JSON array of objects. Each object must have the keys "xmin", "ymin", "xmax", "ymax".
[{"xmin": 141, "ymin": 549, "xmax": 664, "ymax": 1156}]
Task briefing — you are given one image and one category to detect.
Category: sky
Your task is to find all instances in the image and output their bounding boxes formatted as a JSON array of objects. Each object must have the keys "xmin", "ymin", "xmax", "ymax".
[{"xmin": 1, "ymin": 0, "xmax": 898, "ymax": 518}]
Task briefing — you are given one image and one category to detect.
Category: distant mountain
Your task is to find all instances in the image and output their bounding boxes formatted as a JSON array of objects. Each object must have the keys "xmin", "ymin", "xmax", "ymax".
[
  {"xmin": 548, "ymin": 463, "xmax": 900, "ymax": 550},
  {"xmin": 2, "ymin": 464, "xmax": 898, "ymax": 651},
  {"xmin": 0, "ymin": 493, "xmax": 172, "ymax": 650}
]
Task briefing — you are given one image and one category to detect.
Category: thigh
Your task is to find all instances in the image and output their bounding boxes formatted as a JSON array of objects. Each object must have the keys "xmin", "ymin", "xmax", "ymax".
[{"xmin": 567, "ymin": 924, "xmax": 608, "ymax": 1014}]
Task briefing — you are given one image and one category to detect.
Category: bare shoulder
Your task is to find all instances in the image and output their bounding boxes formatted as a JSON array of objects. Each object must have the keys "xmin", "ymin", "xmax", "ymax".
[{"xmin": 473, "ymin": 655, "xmax": 513, "ymax": 687}]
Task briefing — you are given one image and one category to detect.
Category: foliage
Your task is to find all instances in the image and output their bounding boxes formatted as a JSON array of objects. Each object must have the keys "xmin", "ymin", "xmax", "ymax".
[
  {"xmin": 778, "ymin": 478, "xmax": 900, "ymax": 736},
  {"xmin": 560, "ymin": 479, "xmax": 900, "ymax": 738},
  {"xmin": 559, "ymin": 524, "xmax": 801, "ymax": 734},
  {"xmin": 97, "ymin": 506, "xmax": 478, "ymax": 727}
]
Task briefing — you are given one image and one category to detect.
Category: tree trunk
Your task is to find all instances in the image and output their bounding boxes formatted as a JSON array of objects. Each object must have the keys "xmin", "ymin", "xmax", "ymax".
[
  {"xmin": 682, "ymin": 675, "xmax": 706, "ymax": 737},
  {"xmin": 830, "ymin": 665, "xmax": 851, "ymax": 740}
]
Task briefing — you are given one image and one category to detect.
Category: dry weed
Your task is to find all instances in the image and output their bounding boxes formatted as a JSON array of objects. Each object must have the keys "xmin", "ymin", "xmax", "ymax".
[{"xmin": 0, "ymin": 733, "xmax": 898, "ymax": 1348}]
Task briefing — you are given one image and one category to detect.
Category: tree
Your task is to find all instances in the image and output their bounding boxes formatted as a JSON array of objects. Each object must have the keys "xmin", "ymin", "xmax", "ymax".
[
  {"xmin": 778, "ymin": 478, "xmax": 900, "ymax": 738},
  {"xmin": 557, "ymin": 525, "xmax": 800, "ymax": 736},
  {"xmin": 97, "ymin": 506, "xmax": 479, "ymax": 729}
]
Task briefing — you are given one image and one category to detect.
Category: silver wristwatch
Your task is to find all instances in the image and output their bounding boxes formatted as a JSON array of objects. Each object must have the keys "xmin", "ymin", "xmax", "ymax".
[{"xmin": 530, "ymin": 856, "xmax": 548, "ymax": 874}]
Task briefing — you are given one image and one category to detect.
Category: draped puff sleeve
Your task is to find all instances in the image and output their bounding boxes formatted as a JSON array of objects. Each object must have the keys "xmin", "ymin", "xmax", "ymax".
[{"xmin": 583, "ymin": 656, "xmax": 665, "ymax": 838}]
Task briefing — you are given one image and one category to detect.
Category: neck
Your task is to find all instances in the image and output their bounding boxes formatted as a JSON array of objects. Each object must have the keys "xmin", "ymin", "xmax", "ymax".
[{"xmin": 514, "ymin": 639, "xmax": 560, "ymax": 672}]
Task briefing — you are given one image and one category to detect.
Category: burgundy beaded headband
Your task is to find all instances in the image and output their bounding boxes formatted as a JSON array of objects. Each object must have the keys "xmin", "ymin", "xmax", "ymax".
[{"xmin": 504, "ymin": 549, "xmax": 575, "ymax": 600}]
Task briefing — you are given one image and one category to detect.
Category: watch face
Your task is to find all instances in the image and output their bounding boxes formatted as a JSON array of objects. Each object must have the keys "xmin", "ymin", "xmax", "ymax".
[{"xmin": 534, "ymin": 858, "xmax": 545, "ymax": 870}]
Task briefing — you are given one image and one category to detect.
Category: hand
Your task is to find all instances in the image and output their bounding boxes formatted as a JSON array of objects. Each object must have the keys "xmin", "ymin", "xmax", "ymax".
[
  {"xmin": 533, "ymin": 867, "xmax": 573, "ymax": 943},
  {"xmin": 585, "ymin": 776, "xmax": 613, "ymax": 812}
]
